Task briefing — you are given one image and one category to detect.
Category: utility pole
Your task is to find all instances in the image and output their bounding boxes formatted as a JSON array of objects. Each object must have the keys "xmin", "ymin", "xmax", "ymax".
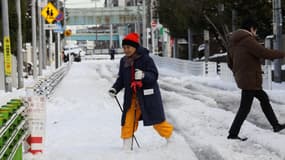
[
  {"xmin": 232, "ymin": 9, "xmax": 237, "ymax": 31},
  {"xmin": 142, "ymin": 0, "xmax": 147, "ymax": 47},
  {"xmin": 63, "ymin": 0, "xmax": 67, "ymax": 47},
  {"xmin": 92, "ymin": 0, "xmax": 100, "ymax": 53},
  {"xmin": 42, "ymin": 12, "xmax": 47, "ymax": 69},
  {"xmin": 135, "ymin": 3, "xmax": 139, "ymax": 34},
  {"xmin": 110, "ymin": 24, "xmax": 113, "ymax": 48},
  {"xmin": 109, "ymin": 0, "xmax": 113, "ymax": 48},
  {"xmin": 265, "ymin": 35, "xmax": 274, "ymax": 90},
  {"xmin": 32, "ymin": 0, "xmax": 38, "ymax": 79},
  {"xmin": 232, "ymin": 2, "xmax": 238, "ymax": 32},
  {"xmin": 41, "ymin": 0, "xmax": 48, "ymax": 69},
  {"xmin": 38, "ymin": 0, "xmax": 43, "ymax": 76},
  {"xmin": 49, "ymin": 30, "xmax": 53, "ymax": 66},
  {"xmin": 188, "ymin": 28, "xmax": 192, "ymax": 60},
  {"xmin": 55, "ymin": 0, "xmax": 60, "ymax": 69},
  {"xmin": 1, "ymin": 0, "xmax": 12, "ymax": 92},
  {"xmin": 16, "ymin": 0, "xmax": 24, "ymax": 88},
  {"xmin": 204, "ymin": 30, "xmax": 210, "ymax": 63},
  {"xmin": 272, "ymin": 0, "xmax": 283, "ymax": 82},
  {"xmin": 150, "ymin": 0, "xmax": 155, "ymax": 54}
]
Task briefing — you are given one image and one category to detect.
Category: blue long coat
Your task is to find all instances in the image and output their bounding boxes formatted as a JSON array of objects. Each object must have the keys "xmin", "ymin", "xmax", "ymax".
[{"xmin": 112, "ymin": 47, "xmax": 166, "ymax": 126}]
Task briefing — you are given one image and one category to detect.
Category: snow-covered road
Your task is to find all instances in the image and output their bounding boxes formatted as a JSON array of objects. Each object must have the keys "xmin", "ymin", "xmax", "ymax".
[
  {"xmin": 40, "ymin": 56, "xmax": 285, "ymax": 160},
  {"xmin": 158, "ymin": 74, "xmax": 285, "ymax": 160}
]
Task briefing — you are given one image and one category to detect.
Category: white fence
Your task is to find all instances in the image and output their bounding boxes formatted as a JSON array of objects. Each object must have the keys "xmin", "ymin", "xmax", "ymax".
[
  {"xmin": 151, "ymin": 56, "xmax": 205, "ymax": 76},
  {"xmin": 206, "ymin": 62, "xmax": 218, "ymax": 77},
  {"xmin": 0, "ymin": 53, "xmax": 272, "ymax": 90},
  {"xmin": 152, "ymin": 55, "xmax": 272, "ymax": 90},
  {"xmin": 218, "ymin": 63, "xmax": 235, "ymax": 82}
]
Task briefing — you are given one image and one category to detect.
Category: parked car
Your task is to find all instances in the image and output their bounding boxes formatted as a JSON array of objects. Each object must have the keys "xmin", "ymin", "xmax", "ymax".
[{"xmin": 63, "ymin": 44, "xmax": 83, "ymax": 62}]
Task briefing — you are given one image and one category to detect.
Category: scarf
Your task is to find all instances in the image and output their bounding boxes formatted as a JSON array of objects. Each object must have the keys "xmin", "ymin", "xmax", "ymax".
[{"xmin": 124, "ymin": 52, "xmax": 141, "ymax": 68}]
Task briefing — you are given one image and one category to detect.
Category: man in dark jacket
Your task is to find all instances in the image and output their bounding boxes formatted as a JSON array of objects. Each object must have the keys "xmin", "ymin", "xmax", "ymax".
[
  {"xmin": 108, "ymin": 32, "xmax": 173, "ymax": 150},
  {"xmin": 227, "ymin": 18, "xmax": 285, "ymax": 141},
  {"xmin": 109, "ymin": 47, "xmax": 115, "ymax": 60}
]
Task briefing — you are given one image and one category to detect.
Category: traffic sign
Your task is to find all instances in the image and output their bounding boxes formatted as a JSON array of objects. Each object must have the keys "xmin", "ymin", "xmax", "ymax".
[
  {"xmin": 41, "ymin": 2, "xmax": 59, "ymax": 24},
  {"xmin": 56, "ymin": 11, "xmax": 64, "ymax": 21},
  {"xmin": 64, "ymin": 29, "xmax": 72, "ymax": 37},
  {"xmin": 54, "ymin": 22, "xmax": 64, "ymax": 33},
  {"xmin": 44, "ymin": 24, "xmax": 57, "ymax": 30}
]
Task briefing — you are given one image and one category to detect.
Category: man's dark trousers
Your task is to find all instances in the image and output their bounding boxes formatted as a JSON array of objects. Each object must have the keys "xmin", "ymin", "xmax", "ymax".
[{"xmin": 229, "ymin": 90, "xmax": 279, "ymax": 136}]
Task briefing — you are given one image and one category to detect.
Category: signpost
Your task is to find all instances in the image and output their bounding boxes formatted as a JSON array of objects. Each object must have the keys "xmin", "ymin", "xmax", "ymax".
[{"xmin": 41, "ymin": 2, "xmax": 60, "ymax": 69}]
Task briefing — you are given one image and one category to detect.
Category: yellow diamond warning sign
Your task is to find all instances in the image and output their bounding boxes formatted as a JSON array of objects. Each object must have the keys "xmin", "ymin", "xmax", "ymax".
[{"xmin": 41, "ymin": 2, "xmax": 59, "ymax": 24}]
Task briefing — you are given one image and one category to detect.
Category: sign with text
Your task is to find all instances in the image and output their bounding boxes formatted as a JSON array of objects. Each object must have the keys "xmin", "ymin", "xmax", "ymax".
[
  {"xmin": 54, "ymin": 22, "xmax": 64, "ymax": 33},
  {"xmin": 44, "ymin": 24, "xmax": 57, "ymax": 30},
  {"xmin": 3, "ymin": 36, "xmax": 12, "ymax": 76}
]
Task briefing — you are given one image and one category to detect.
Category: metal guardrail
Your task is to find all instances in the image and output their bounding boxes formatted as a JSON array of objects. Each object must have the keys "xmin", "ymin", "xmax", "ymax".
[
  {"xmin": 7, "ymin": 131, "xmax": 29, "ymax": 160},
  {"xmin": 33, "ymin": 64, "xmax": 70, "ymax": 97},
  {"xmin": 0, "ymin": 100, "xmax": 29, "ymax": 160},
  {"xmin": 0, "ymin": 63, "xmax": 70, "ymax": 160},
  {"xmin": 0, "ymin": 120, "xmax": 27, "ymax": 159}
]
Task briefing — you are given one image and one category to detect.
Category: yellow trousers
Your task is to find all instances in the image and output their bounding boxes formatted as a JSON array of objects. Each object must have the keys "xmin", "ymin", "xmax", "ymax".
[{"xmin": 121, "ymin": 96, "xmax": 173, "ymax": 139}]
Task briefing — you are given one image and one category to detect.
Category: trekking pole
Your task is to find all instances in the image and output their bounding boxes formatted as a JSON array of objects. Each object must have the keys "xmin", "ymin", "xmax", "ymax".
[
  {"xmin": 129, "ymin": 78, "xmax": 143, "ymax": 150},
  {"xmin": 114, "ymin": 96, "xmax": 140, "ymax": 148},
  {"xmin": 114, "ymin": 96, "xmax": 123, "ymax": 112},
  {"xmin": 131, "ymin": 96, "xmax": 138, "ymax": 150}
]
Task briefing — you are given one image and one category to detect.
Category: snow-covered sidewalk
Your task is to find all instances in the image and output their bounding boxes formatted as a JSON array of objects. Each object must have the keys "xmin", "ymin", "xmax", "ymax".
[
  {"xmin": 42, "ymin": 60, "xmax": 198, "ymax": 160},
  {"xmin": 20, "ymin": 56, "xmax": 285, "ymax": 160}
]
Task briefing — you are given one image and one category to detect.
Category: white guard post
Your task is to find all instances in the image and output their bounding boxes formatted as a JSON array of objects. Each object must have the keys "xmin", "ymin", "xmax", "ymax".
[{"xmin": 24, "ymin": 87, "xmax": 46, "ymax": 155}]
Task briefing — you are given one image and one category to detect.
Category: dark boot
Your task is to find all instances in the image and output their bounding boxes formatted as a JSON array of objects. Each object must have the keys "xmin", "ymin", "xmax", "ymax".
[
  {"xmin": 227, "ymin": 134, "xmax": 248, "ymax": 141},
  {"xmin": 273, "ymin": 124, "xmax": 285, "ymax": 132}
]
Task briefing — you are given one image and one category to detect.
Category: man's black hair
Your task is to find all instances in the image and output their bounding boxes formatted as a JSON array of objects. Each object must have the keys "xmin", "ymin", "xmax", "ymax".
[{"xmin": 241, "ymin": 17, "xmax": 258, "ymax": 31}]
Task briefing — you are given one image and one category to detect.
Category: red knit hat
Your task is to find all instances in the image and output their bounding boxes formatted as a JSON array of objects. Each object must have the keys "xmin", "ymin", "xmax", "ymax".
[{"xmin": 122, "ymin": 32, "xmax": 140, "ymax": 48}]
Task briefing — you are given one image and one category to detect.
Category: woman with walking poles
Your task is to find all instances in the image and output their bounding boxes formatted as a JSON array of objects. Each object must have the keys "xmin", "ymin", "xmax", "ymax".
[{"xmin": 108, "ymin": 32, "xmax": 174, "ymax": 150}]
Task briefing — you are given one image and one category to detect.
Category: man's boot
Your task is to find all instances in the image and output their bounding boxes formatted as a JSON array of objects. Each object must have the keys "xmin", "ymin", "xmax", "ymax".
[
  {"xmin": 227, "ymin": 134, "xmax": 248, "ymax": 141},
  {"xmin": 273, "ymin": 124, "xmax": 285, "ymax": 132}
]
